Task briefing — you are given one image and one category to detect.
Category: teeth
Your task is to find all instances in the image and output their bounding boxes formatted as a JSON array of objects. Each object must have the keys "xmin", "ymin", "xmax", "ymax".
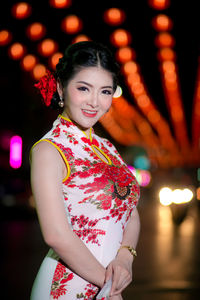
[{"xmin": 83, "ymin": 110, "xmax": 97, "ymax": 114}]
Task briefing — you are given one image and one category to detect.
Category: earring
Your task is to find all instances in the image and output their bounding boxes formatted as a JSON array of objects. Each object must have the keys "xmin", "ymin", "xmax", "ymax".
[{"xmin": 58, "ymin": 97, "xmax": 64, "ymax": 108}]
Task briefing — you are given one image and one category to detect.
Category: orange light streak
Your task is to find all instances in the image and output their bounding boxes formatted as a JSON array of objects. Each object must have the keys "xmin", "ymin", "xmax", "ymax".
[
  {"xmin": 191, "ymin": 57, "xmax": 200, "ymax": 159},
  {"xmin": 161, "ymin": 60, "xmax": 190, "ymax": 150}
]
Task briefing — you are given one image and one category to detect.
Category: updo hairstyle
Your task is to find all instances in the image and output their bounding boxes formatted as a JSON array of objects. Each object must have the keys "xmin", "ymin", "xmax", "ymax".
[{"xmin": 51, "ymin": 41, "xmax": 119, "ymax": 109}]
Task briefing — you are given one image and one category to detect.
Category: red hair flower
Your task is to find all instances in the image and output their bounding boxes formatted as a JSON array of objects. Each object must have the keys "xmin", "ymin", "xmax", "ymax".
[{"xmin": 34, "ymin": 70, "xmax": 57, "ymax": 106}]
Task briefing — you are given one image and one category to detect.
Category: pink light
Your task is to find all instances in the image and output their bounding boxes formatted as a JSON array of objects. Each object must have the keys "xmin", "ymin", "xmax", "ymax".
[
  {"xmin": 9, "ymin": 135, "xmax": 22, "ymax": 169},
  {"xmin": 128, "ymin": 165, "xmax": 151, "ymax": 187}
]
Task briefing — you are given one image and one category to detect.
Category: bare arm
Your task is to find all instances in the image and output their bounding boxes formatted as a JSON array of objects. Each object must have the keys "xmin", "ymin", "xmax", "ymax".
[
  {"xmin": 106, "ymin": 208, "xmax": 140, "ymax": 296},
  {"xmin": 31, "ymin": 141, "xmax": 106, "ymax": 287}
]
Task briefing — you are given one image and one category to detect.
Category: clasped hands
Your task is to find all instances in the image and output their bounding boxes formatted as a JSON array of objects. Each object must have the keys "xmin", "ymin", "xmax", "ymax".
[{"xmin": 104, "ymin": 251, "xmax": 133, "ymax": 299}]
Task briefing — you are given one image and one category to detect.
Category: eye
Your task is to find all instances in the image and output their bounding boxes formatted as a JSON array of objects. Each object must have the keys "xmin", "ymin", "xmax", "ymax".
[
  {"xmin": 102, "ymin": 89, "xmax": 112, "ymax": 95},
  {"xmin": 77, "ymin": 86, "xmax": 89, "ymax": 92}
]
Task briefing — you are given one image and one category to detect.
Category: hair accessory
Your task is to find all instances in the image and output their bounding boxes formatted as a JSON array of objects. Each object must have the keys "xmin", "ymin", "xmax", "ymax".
[{"xmin": 34, "ymin": 69, "xmax": 57, "ymax": 107}]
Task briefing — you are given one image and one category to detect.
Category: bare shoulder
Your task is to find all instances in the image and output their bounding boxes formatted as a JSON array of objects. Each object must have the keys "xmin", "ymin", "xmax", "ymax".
[{"xmin": 31, "ymin": 140, "xmax": 61, "ymax": 165}]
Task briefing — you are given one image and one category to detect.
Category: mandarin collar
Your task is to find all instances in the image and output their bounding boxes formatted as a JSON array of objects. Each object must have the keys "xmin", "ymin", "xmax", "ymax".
[{"xmin": 57, "ymin": 114, "xmax": 94, "ymax": 141}]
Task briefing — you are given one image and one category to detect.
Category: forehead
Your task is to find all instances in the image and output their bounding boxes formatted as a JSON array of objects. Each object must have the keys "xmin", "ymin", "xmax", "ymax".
[{"xmin": 71, "ymin": 66, "xmax": 113, "ymax": 86}]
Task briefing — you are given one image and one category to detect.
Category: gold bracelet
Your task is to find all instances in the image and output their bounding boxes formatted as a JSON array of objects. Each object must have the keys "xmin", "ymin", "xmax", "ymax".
[{"xmin": 117, "ymin": 245, "xmax": 137, "ymax": 257}]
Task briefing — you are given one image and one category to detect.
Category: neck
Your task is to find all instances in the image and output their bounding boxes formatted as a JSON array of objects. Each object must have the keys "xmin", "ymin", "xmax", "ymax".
[{"xmin": 61, "ymin": 112, "xmax": 91, "ymax": 136}]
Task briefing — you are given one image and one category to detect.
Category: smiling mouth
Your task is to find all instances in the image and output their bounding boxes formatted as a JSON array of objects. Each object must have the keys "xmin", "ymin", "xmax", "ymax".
[{"xmin": 82, "ymin": 109, "xmax": 98, "ymax": 117}]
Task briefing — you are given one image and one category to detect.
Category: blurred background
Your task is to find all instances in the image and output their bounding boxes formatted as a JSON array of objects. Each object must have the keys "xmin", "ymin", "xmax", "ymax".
[{"xmin": 0, "ymin": 0, "xmax": 200, "ymax": 299}]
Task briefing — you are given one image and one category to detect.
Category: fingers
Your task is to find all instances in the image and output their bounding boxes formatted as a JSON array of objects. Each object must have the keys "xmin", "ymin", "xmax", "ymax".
[
  {"xmin": 110, "ymin": 268, "xmax": 132, "ymax": 296},
  {"xmin": 109, "ymin": 294, "xmax": 123, "ymax": 300},
  {"xmin": 105, "ymin": 263, "xmax": 113, "ymax": 283}
]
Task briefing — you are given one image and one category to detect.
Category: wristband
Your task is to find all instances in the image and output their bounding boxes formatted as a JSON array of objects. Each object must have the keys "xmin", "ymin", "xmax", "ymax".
[{"xmin": 117, "ymin": 245, "xmax": 137, "ymax": 257}]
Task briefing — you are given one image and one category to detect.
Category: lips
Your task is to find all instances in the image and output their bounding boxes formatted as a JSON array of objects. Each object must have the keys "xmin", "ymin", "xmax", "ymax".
[{"xmin": 82, "ymin": 109, "xmax": 98, "ymax": 118}]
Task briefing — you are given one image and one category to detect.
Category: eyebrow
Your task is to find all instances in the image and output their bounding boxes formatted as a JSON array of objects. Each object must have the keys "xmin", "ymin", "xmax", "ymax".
[{"xmin": 77, "ymin": 81, "xmax": 113, "ymax": 89}]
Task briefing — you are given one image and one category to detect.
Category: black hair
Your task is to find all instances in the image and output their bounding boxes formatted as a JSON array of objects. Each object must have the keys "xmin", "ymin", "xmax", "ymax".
[{"xmin": 51, "ymin": 41, "xmax": 119, "ymax": 109}]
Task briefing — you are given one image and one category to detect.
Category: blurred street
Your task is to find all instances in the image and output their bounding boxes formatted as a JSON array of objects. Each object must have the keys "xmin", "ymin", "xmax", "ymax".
[{"xmin": 1, "ymin": 189, "xmax": 200, "ymax": 300}]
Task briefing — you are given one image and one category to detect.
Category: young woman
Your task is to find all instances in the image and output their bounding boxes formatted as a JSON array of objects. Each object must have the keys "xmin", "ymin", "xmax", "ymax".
[{"xmin": 30, "ymin": 41, "xmax": 140, "ymax": 300}]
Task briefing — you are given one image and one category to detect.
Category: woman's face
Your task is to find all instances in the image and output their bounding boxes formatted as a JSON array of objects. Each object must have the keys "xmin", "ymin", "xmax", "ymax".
[{"xmin": 58, "ymin": 66, "xmax": 114, "ymax": 133}]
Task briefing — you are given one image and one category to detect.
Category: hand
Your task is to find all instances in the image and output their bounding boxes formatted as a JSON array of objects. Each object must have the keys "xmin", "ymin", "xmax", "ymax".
[
  {"xmin": 105, "ymin": 250, "xmax": 133, "ymax": 296},
  {"xmin": 109, "ymin": 294, "xmax": 123, "ymax": 300}
]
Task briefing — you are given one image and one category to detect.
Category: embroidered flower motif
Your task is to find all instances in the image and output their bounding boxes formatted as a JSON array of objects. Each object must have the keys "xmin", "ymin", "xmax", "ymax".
[
  {"xmin": 60, "ymin": 116, "xmax": 76, "ymax": 127},
  {"xmin": 76, "ymin": 283, "xmax": 99, "ymax": 299},
  {"xmin": 51, "ymin": 262, "xmax": 74, "ymax": 299},
  {"xmin": 52, "ymin": 124, "xmax": 61, "ymax": 138},
  {"xmin": 71, "ymin": 214, "xmax": 105, "ymax": 246},
  {"xmin": 34, "ymin": 70, "xmax": 57, "ymax": 107},
  {"xmin": 81, "ymin": 137, "xmax": 99, "ymax": 147}
]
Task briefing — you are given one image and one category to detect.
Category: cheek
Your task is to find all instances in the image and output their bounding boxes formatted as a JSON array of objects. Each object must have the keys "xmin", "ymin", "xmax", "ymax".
[
  {"xmin": 65, "ymin": 89, "xmax": 84, "ymax": 106},
  {"xmin": 100, "ymin": 97, "xmax": 113, "ymax": 111}
]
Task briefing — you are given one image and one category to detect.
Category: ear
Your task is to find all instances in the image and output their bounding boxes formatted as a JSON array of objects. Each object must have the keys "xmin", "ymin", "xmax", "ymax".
[{"xmin": 57, "ymin": 80, "xmax": 63, "ymax": 99}]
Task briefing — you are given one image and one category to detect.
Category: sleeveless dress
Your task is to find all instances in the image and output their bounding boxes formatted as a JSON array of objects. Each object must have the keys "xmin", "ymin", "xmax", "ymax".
[{"xmin": 30, "ymin": 114, "xmax": 140, "ymax": 300}]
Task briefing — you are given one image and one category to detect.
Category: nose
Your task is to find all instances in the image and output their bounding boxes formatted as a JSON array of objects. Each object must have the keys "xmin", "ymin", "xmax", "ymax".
[{"xmin": 87, "ymin": 92, "xmax": 99, "ymax": 108}]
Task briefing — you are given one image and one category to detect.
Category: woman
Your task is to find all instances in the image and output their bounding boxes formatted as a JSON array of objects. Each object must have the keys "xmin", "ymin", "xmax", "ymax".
[{"xmin": 30, "ymin": 41, "xmax": 140, "ymax": 300}]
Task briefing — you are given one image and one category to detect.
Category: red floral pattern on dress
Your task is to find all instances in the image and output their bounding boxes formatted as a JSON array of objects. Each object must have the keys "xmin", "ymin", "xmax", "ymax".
[
  {"xmin": 37, "ymin": 115, "xmax": 140, "ymax": 299},
  {"xmin": 52, "ymin": 124, "xmax": 61, "ymax": 138},
  {"xmin": 76, "ymin": 283, "xmax": 99, "ymax": 299},
  {"xmin": 63, "ymin": 130, "xmax": 79, "ymax": 145},
  {"xmin": 71, "ymin": 214, "xmax": 106, "ymax": 246},
  {"xmin": 81, "ymin": 136, "xmax": 99, "ymax": 147},
  {"xmin": 60, "ymin": 116, "xmax": 76, "ymax": 127},
  {"xmin": 51, "ymin": 262, "xmax": 74, "ymax": 299}
]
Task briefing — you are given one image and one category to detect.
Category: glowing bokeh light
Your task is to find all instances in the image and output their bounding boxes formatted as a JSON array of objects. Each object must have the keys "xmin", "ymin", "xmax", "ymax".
[
  {"xmin": 155, "ymin": 32, "xmax": 175, "ymax": 48},
  {"xmin": 113, "ymin": 86, "xmax": 122, "ymax": 98},
  {"xmin": 9, "ymin": 136, "xmax": 22, "ymax": 169},
  {"xmin": 122, "ymin": 61, "xmax": 138, "ymax": 75},
  {"xmin": 21, "ymin": 54, "xmax": 37, "ymax": 71},
  {"xmin": 104, "ymin": 8, "xmax": 125, "ymax": 26},
  {"xmin": 159, "ymin": 187, "xmax": 173, "ymax": 206},
  {"xmin": 50, "ymin": 0, "xmax": 71, "ymax": 8},
  {"xmin": 134, "ymin": 155, "xmax": 150, "ymax": 170},
  {"xmin": 11, "ymin": 2, "xmax": 32, "ymax": 19},
  {"xmin": 140, "ymin": 170, "xmax": 151, "ymax": 187},
  {"xmin": 197, "ymin": 187, "xmax": 200, "ymax": 200},
  {"xmin": 148, "ymin": 0, "xmax": 170, "ymax": 10},
  {"xmin": 72, "ymin": 34, "xmax": 91, "ymax": 43},
  {"xmin": 159, "ymin": 187, "xmax": 193, "ymax": 206},
  {"xmin": 128, "ymin": 166, "xmax": 151, "ymax": 187},
  {"xmin": 32, "ymin": 64, "xmax": 46, "ymax": 80},
  {"xmin": 38, "ymin": 39, "xmax": 58, "ymax": 57},
  {"xmin": 110, "ymin": 29, "xmax": 132, "ymax": 47},
  {"xmin": 26, "ymin": 22, "xmax": 46, "ymax": 41},
  {"xmin": 49, "ymin": 52, "xmax": 63, "ymax": 70},
  {"xmin": 158, "ymin": 47, "xmax": 176, "ymax": 61},
  {"xmin": 152, "ymin": 14, "xmax": 173, "ymax": 31},
  {"xmin": 61, "ymin": 15, "xmax": 83, "ymax": 34},
  {"xmin": 0, "ymin": 30, "xmax": 12, "ymax": 46},
  {"xmin": 8, "ymin": 42, "xmax": 26, "ymax": 60},
  {"xmin": 116, "ymin": 47, "xmax": 136, "ymax": 63}
]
